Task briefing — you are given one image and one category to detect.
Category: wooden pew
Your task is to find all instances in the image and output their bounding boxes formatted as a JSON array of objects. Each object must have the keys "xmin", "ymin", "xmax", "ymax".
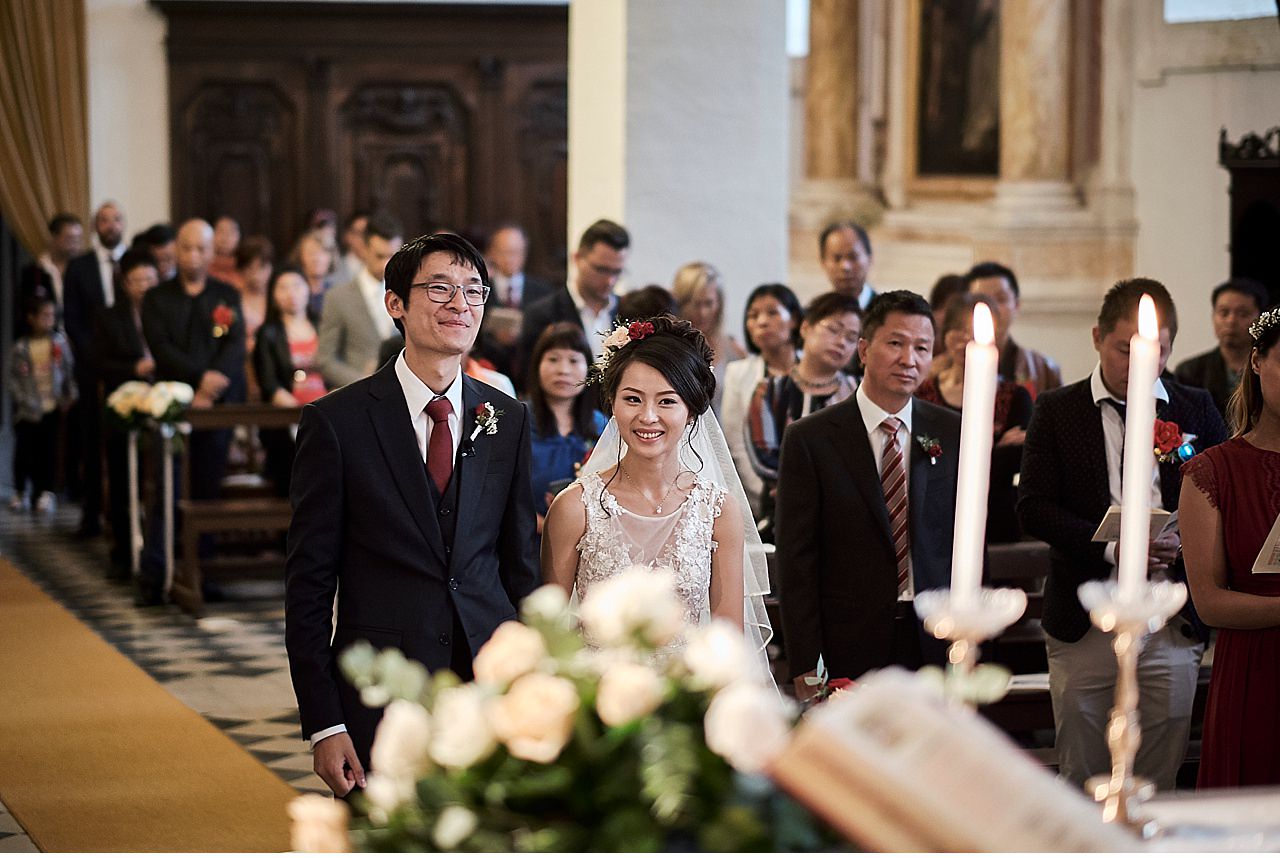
[{"xmin": 169, "ymin": 404, "xmax": 302, "ymax": 615}]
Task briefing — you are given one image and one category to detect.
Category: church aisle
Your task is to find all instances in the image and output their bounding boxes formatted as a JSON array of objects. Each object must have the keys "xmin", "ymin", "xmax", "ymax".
[{"xmin": 0, "ymin": 504, "xmax": 326, "ymax": 853}]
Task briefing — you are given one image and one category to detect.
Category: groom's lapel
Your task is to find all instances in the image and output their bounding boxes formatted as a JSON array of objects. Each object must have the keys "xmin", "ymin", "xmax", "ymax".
[
  {"xmin": 455, "ymin": 376, "xmax": 494, "ymax": 534},
  {"xmin": 367, "ymin": 365, "xmax": 448, "ymax": 567}
]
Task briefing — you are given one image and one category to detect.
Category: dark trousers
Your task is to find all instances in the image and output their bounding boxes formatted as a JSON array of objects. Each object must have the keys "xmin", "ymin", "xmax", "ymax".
[
  {"xmin": 104, "ymin": 426, "xmax": 133, "ymax": 565},
  {"xmin": 77, "ymin": 380, "xmax": 103, "ymax": 530},
  {"xmin": 13, "ymin": 411, "xmax": 60, "ymax": 498}
]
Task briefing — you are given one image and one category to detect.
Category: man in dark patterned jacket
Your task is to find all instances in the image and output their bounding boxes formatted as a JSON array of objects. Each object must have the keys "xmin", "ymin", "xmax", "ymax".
[{"xmin": 1019, "ymin": 278, "xmax": 1227, "ymax": 792}]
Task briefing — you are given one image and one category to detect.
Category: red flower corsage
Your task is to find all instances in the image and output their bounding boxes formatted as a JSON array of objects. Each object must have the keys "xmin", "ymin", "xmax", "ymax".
[
  {"xmin": 211, "ymin": 304, "xmax": 236, "ymax": 338},
  {"xmin": 1153, "ymin": 419, "xmax": 1181, "ymax": 454}
]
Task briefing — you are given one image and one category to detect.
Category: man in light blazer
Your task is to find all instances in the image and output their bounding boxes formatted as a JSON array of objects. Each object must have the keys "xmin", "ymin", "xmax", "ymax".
[
  {"xmin": 777, "ymin": 291, "xmax": 960, "ymax": 699},
  {"xmin": 286, "ymin": 232, "xmax": 540, "ymax": 797},
  {"xmin": 315, "ymin": 212, "xmax": 404, "ymax": 388}
]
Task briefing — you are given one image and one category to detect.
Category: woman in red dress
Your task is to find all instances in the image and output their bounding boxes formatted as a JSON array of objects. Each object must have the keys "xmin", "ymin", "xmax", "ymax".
[{"xmin": 1181, "ymin": 306, "xmax": 1280, "ymax": 787}]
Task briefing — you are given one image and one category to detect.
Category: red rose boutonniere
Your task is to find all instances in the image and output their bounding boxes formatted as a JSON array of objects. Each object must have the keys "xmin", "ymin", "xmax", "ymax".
[
  {"xmin": 211, "ymin": 304, "xmax": 236, "ymax": 338},
  {"xmin": 1154, "ymin": 419, "xmax": 1197, "ymax": 464},
  {"xmin": 915, "ymin": 434, "xmax": 943, "ymax": 465}
]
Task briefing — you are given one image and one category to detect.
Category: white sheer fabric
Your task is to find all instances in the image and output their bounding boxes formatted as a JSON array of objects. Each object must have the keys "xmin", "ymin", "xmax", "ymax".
[{"xmin": 577, "ymin": 413, "xmax": 775, "ymax": 684}]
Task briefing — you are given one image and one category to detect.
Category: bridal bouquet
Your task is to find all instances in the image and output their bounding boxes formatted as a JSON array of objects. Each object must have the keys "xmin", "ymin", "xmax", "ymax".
[
  {"xmin": 291, "ymin": 568, "xmax": 835, "ymax": 852},
  {"xmin": 105, "ymin": 380, "xmax": 195, "ymax": 430}
]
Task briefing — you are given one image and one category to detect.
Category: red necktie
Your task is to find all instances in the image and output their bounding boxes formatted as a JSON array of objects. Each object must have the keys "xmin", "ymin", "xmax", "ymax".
[
  {"xmin": 425, "ymin": 397, "xmax": 454, "ymax": 494},
  {"xmin": 879, "ymin": 418, "xmax": 910, "ymax": 595}
]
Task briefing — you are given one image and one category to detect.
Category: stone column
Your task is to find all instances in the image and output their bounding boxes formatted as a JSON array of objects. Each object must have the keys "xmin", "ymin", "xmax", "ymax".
[
  {"xmin": 994, "ymin": 0, "xmax": 1079, "ymax": 213},
  {"xmin": 805, "ymin": 0, "xmax": 859, "ymax": 182}
]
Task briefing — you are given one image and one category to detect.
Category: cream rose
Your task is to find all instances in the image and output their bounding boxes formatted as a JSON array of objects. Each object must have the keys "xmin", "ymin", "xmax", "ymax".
[
  {"xmin": 704, "ymin": 682, "xmax": 794, "ymax": 774},
  {"xmin": 596, "ymin": 661, "xmax": 665, "ymax": 727},
  {"xmin": 601, "ymin": 325, "xmax": 632, "ymax": 351},
  {"xmin": 429, "ymin": 684, "xmax": 497, "ymax": 768},
  {"xmin": 433, "ymin": 806, "xmax": 479, "ymax": 850},
  {"xmin": 488, "ymin": 673, "xmax": 579, "ymax": 763},
  {"xmin": 473, "ymin": 621, "xmax": 547, "ymax": 687},
  {"xmin": 362, "ymin": 772, "xmax": 415, "ymax": 823},
  {"xmin": 520, "ymin": 583, "xmax": 570, "ymax": 623},
  {"xmin": 579, "ymin": 566, "xmax": 685, "ymax": 648},
  {"xmin": 287, "ymin": 793, "xmax": 351, "ymax": 852},
  {"xmin": 683, "ymin": 619, "xmax": 752, "ymax": 689},
  {"xmin": 370, "ymin": 699, "xmax": 433, "ymax": 781}
]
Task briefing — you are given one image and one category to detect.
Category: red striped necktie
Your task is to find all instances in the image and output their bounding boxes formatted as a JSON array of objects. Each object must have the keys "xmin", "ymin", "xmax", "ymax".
[{"xmin": 879, "ymin": 417, "xmax": 910, "ymax": 595}]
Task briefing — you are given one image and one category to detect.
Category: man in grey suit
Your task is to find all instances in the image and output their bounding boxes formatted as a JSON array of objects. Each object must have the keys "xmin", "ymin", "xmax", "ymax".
[{"xmin": 316, "ymin": 212, "xmax": 404, "ymax": 388}]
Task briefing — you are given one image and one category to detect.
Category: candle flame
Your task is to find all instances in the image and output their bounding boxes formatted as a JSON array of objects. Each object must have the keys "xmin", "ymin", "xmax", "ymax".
[
  {"xmin": 973, "ymin": 301, "xmax": 995, "ymax": 346},
  {"xmin": 1138, "ymin": 294, "xmax": 1158, "ymax": 340}
]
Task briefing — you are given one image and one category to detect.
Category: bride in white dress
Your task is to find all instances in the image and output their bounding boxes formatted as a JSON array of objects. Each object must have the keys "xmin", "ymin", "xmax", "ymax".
[{"xmin": 542, "ymin": 316, "xmax": 773, "ymax": 676}]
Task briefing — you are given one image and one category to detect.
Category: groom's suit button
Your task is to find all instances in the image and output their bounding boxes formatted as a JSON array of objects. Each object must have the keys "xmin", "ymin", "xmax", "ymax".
[
  {"xmin": 448, "ymin": 578, "xmax": 459, "ymax": 590},
  {"xmin": 438, "ymin": 633, "xmax": 450, "ymax": 646},
  {"xmin": 439, "ymin": 507, "xmax": 452, "ymax": 516}
]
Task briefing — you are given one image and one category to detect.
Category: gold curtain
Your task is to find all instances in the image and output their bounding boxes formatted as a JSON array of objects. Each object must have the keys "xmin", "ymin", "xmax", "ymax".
[{"xmin": 0, "ymin": 0, "xmax": 90, "ymax": 257}]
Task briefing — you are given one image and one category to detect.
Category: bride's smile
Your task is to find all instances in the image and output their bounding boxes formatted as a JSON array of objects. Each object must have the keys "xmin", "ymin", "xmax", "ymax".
[{"xmin": 612, "ymin": 362, "xmax": 691, "ymax": 460}]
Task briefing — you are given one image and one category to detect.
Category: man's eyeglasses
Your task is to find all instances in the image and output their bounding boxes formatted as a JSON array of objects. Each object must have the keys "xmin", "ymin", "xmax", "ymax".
[{"xmin": 411, "ymin": 281, "xmax": 491, "ymax": 306}]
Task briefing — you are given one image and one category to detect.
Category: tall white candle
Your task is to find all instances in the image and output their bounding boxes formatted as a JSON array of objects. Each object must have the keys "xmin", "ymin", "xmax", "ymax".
[
  {"xmin": 950, "ymin": 302, "xmax": 999, "ymax": 609},
  {"xmin": 1118, "ymin": 294, "xmax": 1160, "ymax": 601}
]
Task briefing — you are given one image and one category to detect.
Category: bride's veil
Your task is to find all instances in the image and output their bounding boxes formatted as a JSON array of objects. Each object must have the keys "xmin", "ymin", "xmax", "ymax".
[{"xmin": 580, "ymin": 412, "xmax": 775, "ymax": 681}]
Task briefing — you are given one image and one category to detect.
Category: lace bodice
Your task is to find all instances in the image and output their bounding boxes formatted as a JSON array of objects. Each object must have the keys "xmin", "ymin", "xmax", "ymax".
[{"xmin": 574, "ymin": 471, "xmax": 726, "ymax": 631}]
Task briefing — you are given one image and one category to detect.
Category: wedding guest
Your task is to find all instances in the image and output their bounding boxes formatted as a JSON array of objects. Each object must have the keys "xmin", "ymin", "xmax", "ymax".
[
  {"xmin": 339, "ymin": 210, "xmax": 369, "ymax": 282},
  {"xmin": 965, "ymin": 261, "xmax": 1062, "ymax": 399},
  {"xmin": 17, "ymin": 212, "xmax": 82, "ymax": 335},
  {"xmin": 286, "ymin": 232, "xmax": 538, "ymax": 794},
  {"xmin": 254, "ymin": 268, "xmax": 326, "ymax": 496},
  {"xmin": 1018, "ymin": 277, "xmax": 1227, "ymax": 792},
  {"xmin": 1180, "ymin": 306, "xmax": 1280, "ymax": 787},
  {"xmin": 293, "ymin": 230, "xmax": 337, "ymax": 317},
  {"xmin": 1175, "ymin": 278, "xmax": 1268, "ymax": 424},
  {"xmin": 306, "ymin": 207, "xmax": 340, "ymax": 273},
  {"xmin": 132, "ymin": 223, "xmax": 177, "ymax": 282},
  {"xmin": 235, "ymin": 236, "xmax": 274, "ymax": 353},
  {"xmin": 93, "ymin": 250, "xmax": 158, "ymax": 576},
  {"xmin": 209, "ymin": 215, "xmax": 242, "ymax": 286},
  {"xmin": 745, "ymin": 292, "xmax": 860, "ymax": 539},
  {"xmin": 722, "ymin": 284, "xmax": 802, "ymax": 520},
  {"xmin": 7, "ymin": 296, "xmax": 77, "ymax": 514},
  {"xmin": 928, "ymin": 273, "xmax": 967, "ymax": 352},
  {"xmin": 777, "ymin": 291, "xmax": 959, "ymax": 699},
  {"xmin": 672, "ymin": 261, "xmax": 747, "ymax": 413},
  {"xmin": 819, "ymin": 221, "xmax": 875, "ymax": 311},
  {"xmin": 917, "ymin": 293, "xmax": 1032, "ymax": 542},
  {"xmin": 523, "ymin": 323, "xmax": 607, "ymax": 531}
]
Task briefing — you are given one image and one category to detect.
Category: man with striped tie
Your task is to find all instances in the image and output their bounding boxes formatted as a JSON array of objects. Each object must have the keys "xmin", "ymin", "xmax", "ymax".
[{"xmin": 776, "ymin": 291, "xmax": 961, "ymax": 701}]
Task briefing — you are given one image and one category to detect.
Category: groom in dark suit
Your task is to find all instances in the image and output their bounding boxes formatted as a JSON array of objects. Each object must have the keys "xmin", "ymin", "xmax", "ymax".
[
  {"xmin": 1018, "ymin": 278, "xmax": 1227, "ymax": 791},
  {"xmin": 777, "ymin": 291, "xmax": 961, "ymax": 700},
  {"xmin": 286, "ymin": 232, "xmax": 540, "ymax": 796}
]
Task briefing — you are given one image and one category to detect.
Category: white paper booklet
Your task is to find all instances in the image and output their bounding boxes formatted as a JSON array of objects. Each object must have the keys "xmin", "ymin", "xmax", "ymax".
[
  {"xmin": 1252, "ymin": 512, "xmax": 1280, "ymax": 574},
  {"xmin": 769, "ymin": 668, "xmax": 1138, "ymax": 852},
  {"xmin": 1092, "ymin": 504, "xmax": 1174, "ymax": 542}
]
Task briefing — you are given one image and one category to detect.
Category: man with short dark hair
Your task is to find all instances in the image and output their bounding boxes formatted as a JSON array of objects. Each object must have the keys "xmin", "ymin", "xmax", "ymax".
[
  {"xmin": 965, "ymin": 261, "xmax": 1062, "ymax": 399},
  {"xmin": 1018, "ymin": 277, "xmax": 1227, "ymax": 792},
  {"xmin": 18, "ymin": 213, "xmax": 83, "ymax": 333},
  {"xmin": 286, "ymin": 232, "xmax": 538, "ymax": 796},
  {"xmin": 339, "ymin": 210, "xmax": 370, "ymax": 282},
  {"xmin": 316, "ymin": 212, "xmax": 405, "ymax": 388},
  {"xmin": 517, "ymin": 218, "xmax": 629, "ymax": 377},
  {"xmin": 132, "ymin": 223, "xmax": 177, "ymax": 281},
  {"xmin": 819, "ymin": 221, "xmax": 875, "ymax": 311},
  {"xmin": 1174, "ymin": 278, "xmax": 1269, "ymax": 421},
  {"xmin": 777, "ymin": 290, "xmax": 960, "ymax": 701}
]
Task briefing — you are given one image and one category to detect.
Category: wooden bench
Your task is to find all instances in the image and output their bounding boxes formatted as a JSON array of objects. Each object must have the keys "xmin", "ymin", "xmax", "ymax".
[{"xmin": 170, "ymin": 404, "xmax": 302, "ymax": 615}]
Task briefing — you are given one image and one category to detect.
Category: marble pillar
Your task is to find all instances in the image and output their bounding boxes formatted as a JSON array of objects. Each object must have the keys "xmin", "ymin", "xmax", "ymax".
[{"xmin": 804, "ymin": 0, "xmax": 859, "ymax": 182}]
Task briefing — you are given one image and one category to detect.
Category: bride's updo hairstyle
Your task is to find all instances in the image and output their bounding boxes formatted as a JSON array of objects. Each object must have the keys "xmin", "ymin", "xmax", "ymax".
[{"xmin": 595, "ymin": 314, "xmax": 716, "ymax": 420}]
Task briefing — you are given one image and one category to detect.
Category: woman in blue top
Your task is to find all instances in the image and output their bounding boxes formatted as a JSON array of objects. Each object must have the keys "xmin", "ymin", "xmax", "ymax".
[{"xmin": 524, "ymin": 322, "xmax": 608, "ymax": 531}]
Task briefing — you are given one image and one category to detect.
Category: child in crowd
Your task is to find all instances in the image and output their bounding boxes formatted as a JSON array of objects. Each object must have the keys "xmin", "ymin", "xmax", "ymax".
[{"xmin": 8, "ymin": 296, "xmax": 77, "ymax": 512}]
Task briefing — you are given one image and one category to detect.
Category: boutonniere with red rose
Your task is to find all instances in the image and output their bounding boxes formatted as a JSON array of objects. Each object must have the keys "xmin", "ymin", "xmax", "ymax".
[
  {"xmin": 1153, "ymin": 419, "xmax": 1197, "ymax": 464},
  {"xmin": 468, "ymin": 401, "xmax": 504, "ymax": 443},
  {"xmin": 211, "ymin": 304, "xmax": 237, "ymax": 338},
  {"xmin": 51, "ymin": 341, "xmax": 64, "ymax": 364},
  {"xmin": 915, "ymin": 433, "xmax": 943, "ymax": 465}
]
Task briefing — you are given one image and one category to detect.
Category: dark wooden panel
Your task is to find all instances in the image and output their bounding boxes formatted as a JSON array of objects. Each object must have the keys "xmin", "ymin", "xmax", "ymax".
[{"xmin": 155, "ymin": 1, "xmax": 568, "ymax": 277}]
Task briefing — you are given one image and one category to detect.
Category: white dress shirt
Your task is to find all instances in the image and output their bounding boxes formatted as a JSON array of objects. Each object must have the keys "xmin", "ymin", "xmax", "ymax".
[
  {"xmin": 96, "ymin": 241, "xmax": 124, "ymax": 308},
  {"xmin": 309, "ymin": 354, "xmax": 465, "ymax": 748},
  {"xmin": 855, "ymin": 384, "xmax": 915, "ymax": 599},
  {"xmin": 569, "ymin": 282, "xmax": 618, "ymax": 356},
  {"xmin": 357, "ymin": 267, "xmax": 396, "ymax": 341},
  {"xmin": 1090, "ymin": 364, "xmax": 1168, "ymax": 570},
  {"xmin": 491, "ymin": 271, "xmax": 525, "ymax": 308}
]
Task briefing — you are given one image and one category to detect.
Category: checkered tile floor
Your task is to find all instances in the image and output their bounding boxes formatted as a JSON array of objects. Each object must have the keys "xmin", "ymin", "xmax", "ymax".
[{"xmin": 0, "ymin": 502, "xmax": 327, "ymax": 853}]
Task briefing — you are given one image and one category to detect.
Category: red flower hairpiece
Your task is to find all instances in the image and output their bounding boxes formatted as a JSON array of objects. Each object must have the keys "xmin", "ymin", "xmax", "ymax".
[{"xmin": 628, "ymin": 321, "xmax": 655, "ymax": 341}]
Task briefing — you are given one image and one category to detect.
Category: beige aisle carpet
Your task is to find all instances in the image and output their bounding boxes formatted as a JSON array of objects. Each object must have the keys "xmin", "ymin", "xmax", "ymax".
[{"xmin": 0, "ymin": 559, "xmax": 297, "ymax": 851}]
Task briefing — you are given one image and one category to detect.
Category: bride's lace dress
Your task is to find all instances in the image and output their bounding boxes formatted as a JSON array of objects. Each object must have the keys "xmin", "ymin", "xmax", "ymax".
[{"xmin": 574, "ymin": 471, "xmax": 726, "ymax": 631}]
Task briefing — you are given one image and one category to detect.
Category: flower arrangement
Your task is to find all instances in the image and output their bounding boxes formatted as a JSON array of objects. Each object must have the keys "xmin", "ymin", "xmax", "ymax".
[
  {"xmin": 294, "ymin": 568, "xmax": 836, "ymax": 852},
  {"xmin": 585, "ymin": 320, "xmax": 656, "ymax": 388},
  {"xmin": 105, "ymin": 380, "xmax": 195, "ymax": 431}
]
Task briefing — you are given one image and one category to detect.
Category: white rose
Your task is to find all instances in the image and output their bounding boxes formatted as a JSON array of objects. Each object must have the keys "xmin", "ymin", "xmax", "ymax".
[
  {"xmin": 704, "ymin": 682, "xmax": 794, "ymax": 774},
  {"xmin": 429, "ymin": 684, "xmax": 497, "ymax": 768},
  {"xmin": 683, "ymin": 619, "xmax": 752, "ymax": 689},
  {"xmin": 433, "ymin": 805, "xmax": 478, "ymax": 850},
  {"xmin": 579, "ymin": 566, "xmax": 685, "ymax": 648},
  {"xmin": 473, "ymin": 621, "xmax": 546, "ymax": 687},
  {"xmin": 370, "ymin": 699, "xmax": 433, "ymax": 781},
  {"xmin": 287, "ymin": 793, "xmax": 351, "ymax": 852},
  {"xmin": 488, "ymin": 673, "xmax": 579, "ymax": 763},
  {"xmin": 520, "ymin": 583, "xmax": 570, "ymax": 623},
  {"xmin": 362, "ymin": 772, "xmax": 415, "ymax": 824},
  {"xmin": 596, "ymin": 661, "xmax": 665, "ymax": 727}
]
